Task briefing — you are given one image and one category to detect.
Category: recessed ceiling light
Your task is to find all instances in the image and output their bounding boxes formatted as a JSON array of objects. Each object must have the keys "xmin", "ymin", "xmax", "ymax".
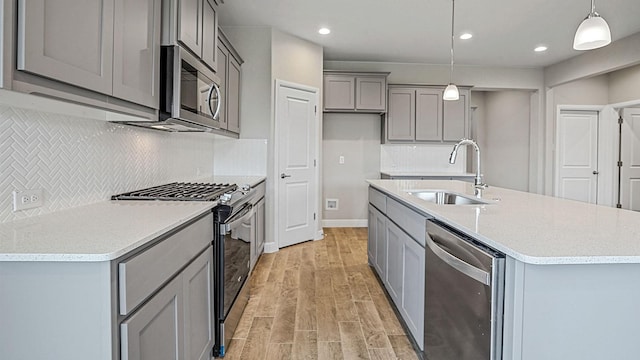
[
  {"xmin": 534, "ymin": 46, "xmax": 548, "ymax": 52},
  {"xmin": 459, "ymin": 33, "xmax": 473, "ymax": 40},
  {"xmin": 318, "ymin": 28, "xmax": 331, "ymax": 35}
]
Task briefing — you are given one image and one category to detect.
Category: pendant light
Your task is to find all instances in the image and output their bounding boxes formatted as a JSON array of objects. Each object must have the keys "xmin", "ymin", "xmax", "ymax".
[
  {"xmin": 443, "ymin": 0, "xmax": 459, "ymax": 101},
  {"xmin": 573, "ymin": 0, "xmax": 611, "ymax": 50}
]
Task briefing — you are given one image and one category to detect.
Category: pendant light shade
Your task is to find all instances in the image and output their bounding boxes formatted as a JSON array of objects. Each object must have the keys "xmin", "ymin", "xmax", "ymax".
[
  {"xmin": 443, "ymin": 84, "xmax": 460, "ymax": 101},
  {"xmin": 444, "ymin": 0, "xmax": 459, "ymax": 101},
  {"xmin": 573, "ymin": 0, "xmax": 611, "ymax": 50}
]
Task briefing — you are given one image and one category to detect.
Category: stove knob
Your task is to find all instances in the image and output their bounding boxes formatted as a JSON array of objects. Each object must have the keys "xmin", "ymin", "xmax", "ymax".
[
  {"xmin": 240, "ymin": 184, "xmax": 250, "ymax": 193},
  {"xmin": 219, "ymin": 193, "xmax": 232, "ymax": 204}
]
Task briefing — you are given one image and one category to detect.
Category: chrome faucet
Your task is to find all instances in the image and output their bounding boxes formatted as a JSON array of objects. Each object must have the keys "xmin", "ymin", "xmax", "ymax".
[{"xmin": 449, "ymin": 138, "xmax": 487, "ymax": 197}]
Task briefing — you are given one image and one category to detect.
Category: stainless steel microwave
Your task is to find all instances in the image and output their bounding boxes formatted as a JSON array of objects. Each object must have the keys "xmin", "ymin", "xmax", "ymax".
[{"xmin": 118, "ymin": 45, "xmax": 222, "ymax": 132}]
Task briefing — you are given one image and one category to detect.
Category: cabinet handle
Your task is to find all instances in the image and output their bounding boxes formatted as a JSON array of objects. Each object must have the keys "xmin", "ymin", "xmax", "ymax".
[{"xmin": 207, "ymin": 82, "xmax": 222, "ymax": 120}]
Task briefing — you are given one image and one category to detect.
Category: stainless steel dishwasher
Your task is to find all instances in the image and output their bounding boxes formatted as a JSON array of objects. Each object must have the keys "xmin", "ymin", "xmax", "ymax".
[{"xmin": 424, "ymin": 220, "xmax": 505, "ymax": 360}]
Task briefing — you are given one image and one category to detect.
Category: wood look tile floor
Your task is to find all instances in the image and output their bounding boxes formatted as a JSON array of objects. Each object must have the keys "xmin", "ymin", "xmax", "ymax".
[{"xmin": 224, "ymin": 227, "xmax": 420, "ymax": 360}]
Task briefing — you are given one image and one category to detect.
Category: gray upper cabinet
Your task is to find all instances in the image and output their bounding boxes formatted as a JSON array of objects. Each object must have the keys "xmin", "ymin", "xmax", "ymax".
[
  {"xmin": 113, "ymin": 0, "xmax": 161, "ymax": 109},
  {"xmin": 177, "ymin": 0, "xmax": 218, "ymax": 72},
  {"xmin": 443, "ymin": 91, "xmax": 468, "ymax": 141},
  {"xmin": 16, "ymin": 0, "xmax": 114, "ymax": 95},
  {"xmin": 15, "ymin": 0, "xmax": 161, "ymax": 113},
  {"xmin": 387, "ymin": 88, "xmax": 415, "ymax": 140},
  {"xmin": 386, "ymin": 85, "xmax": 470, "ymax": 143},
  {"xmin": 217, "ymin": 30, "xmax": 243, "ymax": 135},
  {"xmin": 323, "ymin": 71, "xmax": 389, "ymax": 113},
  {"xmin": 415, "ymin": 88, "xmax": 442, "ymax": 141}
]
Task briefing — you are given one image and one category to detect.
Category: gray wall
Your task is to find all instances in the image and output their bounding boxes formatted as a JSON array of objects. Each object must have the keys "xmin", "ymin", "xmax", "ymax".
[
  {"xmin": 322, "ymin": 113, "xmax": 381, "ymax": 224},
  {"xmin": 477, "ymin": 91, "xmax": 532, "ymax": 192},
  {"xmin": 609, "ymin": 63, "xmax": 640, "ymax": 104},
  {"xmin": 222, "ymin": 26, "xmax": 324, "ymax": 246},
  {"xmin": 221, "ymin": 27, "xmax": 272, "ymax": 139}
]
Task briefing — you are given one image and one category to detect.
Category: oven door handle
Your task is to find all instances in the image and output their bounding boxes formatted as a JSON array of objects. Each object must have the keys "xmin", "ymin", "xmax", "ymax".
[{"xmin": 220, "ymin": 204, "xmax": 254, "ymax": 234}]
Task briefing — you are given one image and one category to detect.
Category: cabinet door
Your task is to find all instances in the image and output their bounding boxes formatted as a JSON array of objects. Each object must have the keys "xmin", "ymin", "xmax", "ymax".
[
  {"xmin": 226, "ymin": 55, "xmax": 241, "ymax": 133},
  {"xmin": 371, "ymin": 206, "xmax": 387, "ymax": 278},
  {"xmin": 324, "ymin": 75, "xmax": 355, "ymax": 110},
  {"xmin": 387, "ymin": 88, "xmax": 415, "ymax": 141},
  {"xmin": 415, "ymin": 88, "xmax": 442, "ymax": 141},
  {"xmin": 121, "ymin": 275, "xmax": 184, "ymax": 360},
  {"xmin": 178, "ymin": 0, "xmax": 202, "ymax": 57},
  {"xmin": 443, "ymin": 91, "xmax": 468, "ymax": 141},
  {"xmin": 216, "ymin": 44, "xmax": 228, "ymax": 129},
  {"xmin": 386, "ymin": 221, "xmax": 404, "ymax": 306},
  {"xmin": 16, "ymin": 0, "xmax": 114, "ymax": 95},
  {"xmin": 183, "ymin": 247, "xmax": 214, "ymax": 360},
  {"xmin": 356, "ymin": 77, "xmax": 386, "ymax": 111},
  {"xmin": 113, "ymin": 0, "xmax": 161, "ymax": 108},
  {"xmin": 368, "ymin": 206, "xmax": 377, "ymax": 265},
  {"xmin": 402, "ymin": 236, "xmax": 425, "ymax": 350},
  {"xmin": 201, "ymin": 0, "xmax": 219, "ymax": 71},
  {"xmin": 256, "ymin": 198, "xmax": 265, "ymax": 255}
]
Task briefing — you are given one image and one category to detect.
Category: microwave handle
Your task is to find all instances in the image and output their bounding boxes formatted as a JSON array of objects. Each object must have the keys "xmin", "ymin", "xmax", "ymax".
[{"xmin": 207, "ymin": 82, "xmax": 222, "ymax": 120}]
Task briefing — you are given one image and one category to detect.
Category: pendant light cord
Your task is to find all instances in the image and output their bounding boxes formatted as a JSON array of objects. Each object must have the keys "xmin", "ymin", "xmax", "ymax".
[{"xmin": 450, "ymin": 0, "xmax": 455, "ymax": 84}]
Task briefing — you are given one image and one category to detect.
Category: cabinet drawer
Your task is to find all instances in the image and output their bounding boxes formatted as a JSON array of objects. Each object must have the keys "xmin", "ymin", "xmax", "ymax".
[
  {"xmin": 119, "ymin": 213, "xmax": 213, "ymax": 315},
  {"xmin": 369, "ymin": 187, "xmax": 387, "ymax": 213},
  {"xmin": 386, "ymin": 197, "xmax": 426, "ymax": 247}
]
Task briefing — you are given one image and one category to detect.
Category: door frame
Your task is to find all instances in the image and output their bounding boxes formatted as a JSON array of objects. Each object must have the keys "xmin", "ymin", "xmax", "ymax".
[
  {"xmin": 272, "ymin": 79, "xmax": 322, "ymax": 251},
  {"xmin": 554, "ymin": 104, "xmax": 617, "ymax": 205},
  {"xmin": 611, "ymin": 99, "xmax": 640, "ymax": 209}
]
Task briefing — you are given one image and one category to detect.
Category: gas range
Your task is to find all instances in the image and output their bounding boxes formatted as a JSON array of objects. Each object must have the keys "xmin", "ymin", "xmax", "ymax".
[{"xmin": 111, "ymin": 182, "xmax": 238, "ymax": 202}]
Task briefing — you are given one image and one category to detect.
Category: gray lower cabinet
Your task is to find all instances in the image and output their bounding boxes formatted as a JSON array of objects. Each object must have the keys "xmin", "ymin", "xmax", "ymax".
[
  {"xmin": 121, "ymin": 246, "xmax": 213, "ymax": 360},
  {"xmin": 368, "ymin": 186, "xmax": 426, "ymax": 351},
  {"xmin": 16, "ymin": 0, "xmax": 161, "ymax": 110},
  {"xmin": 182, "ymin": 247, "xmax": 214, "ymax": 360},
  {"xmin": 121, "ymin": 271, "xmax": 184, "ymax": 360},
  {"xmin": 386, "ymin": 85, "xmax": 470, "ymax": 143},
  {"xmin": 367, "ymin": 204, "xmax": 387, "ymax": 278}
]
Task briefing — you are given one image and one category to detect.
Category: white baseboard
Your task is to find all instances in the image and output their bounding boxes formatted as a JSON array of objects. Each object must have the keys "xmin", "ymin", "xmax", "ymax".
[
  {"xmin": 321, "ymin": 219, "xmax": 368, "ymax": 228},
  {"xmin": 264, "ymin": 241, "xmax": 278, "ymax": 253}
]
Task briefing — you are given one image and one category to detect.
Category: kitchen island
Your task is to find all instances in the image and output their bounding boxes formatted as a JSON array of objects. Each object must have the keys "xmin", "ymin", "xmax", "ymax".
[{"xmin": 368, "ymin": 179, "xmax": 640, "ymax": 360}]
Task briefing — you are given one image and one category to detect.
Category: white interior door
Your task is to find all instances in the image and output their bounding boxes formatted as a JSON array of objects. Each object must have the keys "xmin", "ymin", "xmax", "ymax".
[
  {"xmin": 555, "ymin": 110, "xmax": 599, "ymax": 203},
  {"xmin": 620, "ymin": 108, "xmax": 640, "ymax": 211},
  {"xmin": 275, "ymin": 81, "xmax": 318, "ymax": 248}
]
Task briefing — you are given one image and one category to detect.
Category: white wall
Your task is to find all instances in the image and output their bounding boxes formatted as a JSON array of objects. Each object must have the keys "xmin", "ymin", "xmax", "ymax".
[
  {"xmin": 0, "ymin": 105, "xmax": 215, "ymax": 224},
  {"xmin": 322, "ymin": 113, "xmax": 380, "ymax": 226}
]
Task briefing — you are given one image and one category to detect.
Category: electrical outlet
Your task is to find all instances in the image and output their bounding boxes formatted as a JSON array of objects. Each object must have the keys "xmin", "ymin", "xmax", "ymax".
[
  {"xmin": 325, "ymin": 198, "xmax": 339, "ymax": 210},
  {"xmin": 12, "ymin": 189, "xmax": 44, "ymax": 212},
  {"xmin": 339, "ymin": 156, "xmax": 345, "ymax": 164}
]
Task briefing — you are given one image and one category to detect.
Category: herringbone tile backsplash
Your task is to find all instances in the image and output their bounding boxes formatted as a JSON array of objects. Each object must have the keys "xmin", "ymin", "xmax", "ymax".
[{"xmin": 0, "ymin": 105, "xmax": 216, "ymax": 223}]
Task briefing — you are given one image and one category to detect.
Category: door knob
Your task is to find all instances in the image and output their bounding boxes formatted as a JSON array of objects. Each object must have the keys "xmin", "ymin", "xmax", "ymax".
[
  {"xmin": 280, "ymin": 173, "xmax": 291, "ymax": 179},
  {"xmin": 593, "ymin": 171, "xmax": 599, "ymax": 175}
]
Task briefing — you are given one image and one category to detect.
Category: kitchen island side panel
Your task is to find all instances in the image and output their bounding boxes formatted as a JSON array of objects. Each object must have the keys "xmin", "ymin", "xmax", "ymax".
[
  {"xmin": 0, "ymin": 261, "xmax": 113, "ymax": 360},
  {"xmin": 507, "ymin": 262, "xmax": 640, "ymax": 359}
]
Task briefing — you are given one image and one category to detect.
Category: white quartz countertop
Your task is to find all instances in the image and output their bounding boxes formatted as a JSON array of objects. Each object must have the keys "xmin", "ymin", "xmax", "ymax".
[
  {"xmin": 0, "ymin": 201, "xmax": 216, "ymax": 262},
  {"xmin": 368, "ymin": 179, "xmax": 640, "ymax": 265},
  {"xmin": 380, "ymin": 171, "xmax": 476, "ymax": 177},
  {"xmin": 0, "ymin": 176, "xmax": 266, "ymax": 262}
]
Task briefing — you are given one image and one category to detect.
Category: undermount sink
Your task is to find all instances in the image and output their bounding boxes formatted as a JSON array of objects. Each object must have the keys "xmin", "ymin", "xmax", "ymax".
[{"xmin": 407, "ymin": 190, "xmax": 493, "ymax": 205}]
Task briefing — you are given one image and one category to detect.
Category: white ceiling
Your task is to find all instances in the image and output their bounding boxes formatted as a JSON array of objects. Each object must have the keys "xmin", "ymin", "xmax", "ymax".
[{"xmin": 219, "ymin": 0, "xmax": 640, "ymax": 68}]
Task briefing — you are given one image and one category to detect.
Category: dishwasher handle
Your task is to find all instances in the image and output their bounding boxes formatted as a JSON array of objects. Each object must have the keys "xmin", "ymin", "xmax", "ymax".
[{"xmin": 426, "ymin": 234, "xmax": 491, "ymax": 286}]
